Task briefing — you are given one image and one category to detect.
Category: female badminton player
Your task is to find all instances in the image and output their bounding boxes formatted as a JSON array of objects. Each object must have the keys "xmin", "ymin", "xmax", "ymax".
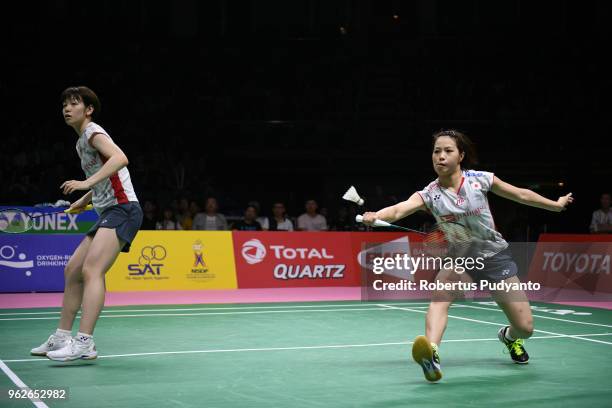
[
  {"xmin": 31, "ymin": 86, "xmax": 143, "ymax": 362},
  {"xmin": 361, "ymin": 129, "xmax": 573, "ymax": 381}
]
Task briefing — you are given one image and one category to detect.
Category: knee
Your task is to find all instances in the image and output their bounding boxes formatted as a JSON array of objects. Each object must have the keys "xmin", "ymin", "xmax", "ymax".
[
  {"xmin": 64, "ymin": 264, "xmax": 82, "ymax": 283},
  {"xmin": 81, "ymin": 264, "xmax": 102, "ymax": 283},
  {"xmin": 429, "ymin": 301, "xmax": 451, "ymax": 312}
]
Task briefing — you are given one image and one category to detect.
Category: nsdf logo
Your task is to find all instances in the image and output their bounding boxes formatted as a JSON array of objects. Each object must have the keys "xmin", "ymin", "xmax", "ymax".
[
  {"xmin": 187, "ymin": 240, "xmax": 217, "ymax": 281},
  {"xmin": 127, "ymin": 245, "xmax": 167, "ymax": 278}
]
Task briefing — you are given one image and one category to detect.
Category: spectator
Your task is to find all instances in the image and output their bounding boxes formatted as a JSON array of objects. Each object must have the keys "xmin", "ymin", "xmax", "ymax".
[
  {"xmin": 189, "ymin": 201, "xmax": 200, "ymax": 218},
  {"xmin": 268, "ymin": 202, "xmax": 294, "ymax": 231},
  {"xmin": 297, "ymin": 199, "xmax": 328, "ymax": 231},
  {"xmin": 156, "ymin": 208, "xmax": 182, "ymax": 230},
  {"xmin": 176, "ymin": 197, "xmax": 193, "ymax": 230},
  {"xmin": 248, "ymin": 200, "xmax": 269, "ymax": 230},
  {"xmin": 590, "ymin": 193, "xmax": 612, "ymax": 233},
  {"xmin": 193, "ymin": 197, "xmax": 228, "ymax": 230},
  {"xmin": 232, "ymin": 205, "xmax": 262, "ymax": 231},
  {"xmin": 141, "ymin": 200, "xmax": 158, "ymax": 230}
]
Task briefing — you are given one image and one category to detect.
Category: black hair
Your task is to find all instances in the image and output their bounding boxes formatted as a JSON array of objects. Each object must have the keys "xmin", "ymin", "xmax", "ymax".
[
  {"xmin": 60, "ymin": 86, "xmax": 101, "ymax": 119},
  {"xmin": 432, "ymin": 129, "xmax": 478, "ymax": 169}
]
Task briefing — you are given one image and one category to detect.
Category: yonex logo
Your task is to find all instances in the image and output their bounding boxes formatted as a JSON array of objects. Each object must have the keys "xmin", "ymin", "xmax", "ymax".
[{"xmin": 241, "ymin": 239, "xmax": 267, "ymax": 265}]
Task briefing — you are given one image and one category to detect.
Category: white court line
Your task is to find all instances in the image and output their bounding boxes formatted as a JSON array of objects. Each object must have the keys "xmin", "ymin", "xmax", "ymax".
[
  {"xmin": 3, "ymin": 333, "xmax": 611, "ymax": 364},
  {"xmin": 378, "ymin": 304, "xmax": 612, "ymax": 346},
  {"xmin": 0, "ymin": 306, "xmax": 434, "ymax": 322},
  {"xmin": 0, "ymin": 359, "xmax": 49, "ymax": 407},
  {"xmin": 0, "ymin": 302, "xmax": 432, "ymax": 317},
  {"xmin": 458, "ymin": 303, "xmax": 612, "ymax": 329}
]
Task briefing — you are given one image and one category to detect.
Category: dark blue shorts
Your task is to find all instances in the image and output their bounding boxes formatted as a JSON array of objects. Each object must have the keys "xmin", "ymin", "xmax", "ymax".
[
  {"xmin": 87, "ymin": 202, "xmax": 143, "ymax": 253},
  {"xmin": 467, "ymin": 247, "xmax": 518, "ymax": 283}
]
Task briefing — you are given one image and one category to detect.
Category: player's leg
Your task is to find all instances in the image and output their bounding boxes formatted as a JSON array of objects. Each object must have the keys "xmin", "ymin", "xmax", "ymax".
[
  {"xmin": 426, "ymin": 267, "xmax": 473, "ymax": 343},
  {"xmin": 59, "ymin": 236, "xmax": 93, "ymax": 330},
  {"xmin": 79, "ymin": 227, "xmax": 124, "ymax": 335},
  {"xmin": 491, "ymin": 276, "xmax": 533, "ymax": 364},
  {"xmin": 47, "ymin": 228, "xmax": 124, "ymax": 361},
  {"xmin": 31, "ymin": 236, "xmax": 92, "ymax": 356},
  {"xmin": 413, "ymin": 268, "xmax": 471, "ymax": 382}
]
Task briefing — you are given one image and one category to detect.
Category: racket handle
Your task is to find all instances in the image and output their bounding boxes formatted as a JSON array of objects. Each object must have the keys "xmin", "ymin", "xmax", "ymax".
[
  {"xmin": 355, "ymin": 214, "xmax": 392, "ymax": 227},
  {"xmin": 64, "ymin": 204, "xmax": 94, "ymax": 214}
]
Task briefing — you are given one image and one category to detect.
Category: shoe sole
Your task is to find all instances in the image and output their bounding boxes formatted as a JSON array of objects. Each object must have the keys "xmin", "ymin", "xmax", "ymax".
[
  {"xmin": 412, "ymin": 336, "xmax": 442, "ymax": 382},
  {"xmin": 46, "ymin": 353, "xmax": 98, "ymax": 362}
]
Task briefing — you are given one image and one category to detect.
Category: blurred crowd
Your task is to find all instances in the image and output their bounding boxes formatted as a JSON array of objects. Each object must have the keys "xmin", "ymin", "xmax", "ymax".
[
  {"xmin": 2, "ymin": 34, "xmax": 609, "ymax": 237},
  {"xmin": 144, "ymin": 197, "xmax": 373, "ymax": 232}
]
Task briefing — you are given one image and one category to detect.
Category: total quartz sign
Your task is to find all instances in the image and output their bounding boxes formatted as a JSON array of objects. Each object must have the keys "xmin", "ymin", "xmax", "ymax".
[{"xmin": 232, "ymin": 232, "xmax": 359, "ymax": 288}]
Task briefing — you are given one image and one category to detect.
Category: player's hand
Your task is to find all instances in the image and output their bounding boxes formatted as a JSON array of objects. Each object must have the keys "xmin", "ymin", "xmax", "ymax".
[
  {"xmin": 556, "ymin": 192, "xmax": 574, "ymax": 211},
  {"xmin": 60, "ymin": 180, "xmax": 91, "ymax": 195},
  {"xmin": 361, "ymin": 212, "xmax": 379, "ymax": 226}
]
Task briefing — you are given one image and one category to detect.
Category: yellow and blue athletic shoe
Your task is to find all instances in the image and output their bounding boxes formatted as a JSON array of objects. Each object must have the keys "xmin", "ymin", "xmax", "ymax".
[{"xmin": 412, "ymin": 335, "xmax": 442, "ymax": 382}]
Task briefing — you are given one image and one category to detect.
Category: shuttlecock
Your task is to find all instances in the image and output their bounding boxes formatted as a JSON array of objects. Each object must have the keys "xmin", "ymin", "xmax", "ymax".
[{"xmin": 342, "ymin": 186, "xmax": 364, "ymax": 206}]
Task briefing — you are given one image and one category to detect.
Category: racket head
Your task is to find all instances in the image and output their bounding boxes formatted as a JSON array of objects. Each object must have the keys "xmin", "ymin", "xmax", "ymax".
[
  {"xmin": 0, "ymin": 208, "xmax": 35, "ymax": 233},
  {"xmin": 422, "ymin": 221, "xmax": 474, "ymax": 258}
]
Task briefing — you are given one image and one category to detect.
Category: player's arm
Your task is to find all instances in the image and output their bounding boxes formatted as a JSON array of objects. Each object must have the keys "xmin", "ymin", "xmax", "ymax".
[
  {"xmin": 490, "ymin": 176, "xmax": 574, "ymax": 212},
  {"xmin": 71, "ymin": 190, "xmax": 93, "ymax": 208},
  {"xmin": 61, "ymin": 134, "xmax": 129, "ymax": 195},
  {"xmin": 362, "ymin": 192, "xmax": 426, "ymax": 225},
  {"xmin": 65, "ymin": 190, "xmax": 93, "ymax": 213}
]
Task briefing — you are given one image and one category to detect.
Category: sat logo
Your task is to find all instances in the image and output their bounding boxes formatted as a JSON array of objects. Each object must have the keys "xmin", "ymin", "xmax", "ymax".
[{"xmin": 128, "ymin": 245, "xmax": 167, "ymax": 275}]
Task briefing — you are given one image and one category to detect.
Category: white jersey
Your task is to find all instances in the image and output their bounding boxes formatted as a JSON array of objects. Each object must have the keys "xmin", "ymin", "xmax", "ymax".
[
  {"xmin": 76, "ymin": 122, "xmax": 138, "ymax": 214},
  {"xmin": 417, "ymin": 170, "xmax": 507, "ymax": 258}
]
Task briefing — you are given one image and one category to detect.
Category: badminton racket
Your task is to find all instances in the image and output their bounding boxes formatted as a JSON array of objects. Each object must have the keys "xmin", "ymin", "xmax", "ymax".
[
  {"xmin": 0, "ymin": 204, "xmax": 93, "ymax": 234},
  {"xmin": 355, "ymin": 214, "xmax": 474, "ymax": 257}
]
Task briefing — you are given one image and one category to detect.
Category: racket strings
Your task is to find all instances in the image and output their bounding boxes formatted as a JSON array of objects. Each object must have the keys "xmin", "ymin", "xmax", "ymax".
[
  {"xmin": 0, "ymin": 210, "xmax": 34, "ymax": 233},
  {"xmin": 423, "ymin": 222, "xmax": 475, "ymax": 258}
]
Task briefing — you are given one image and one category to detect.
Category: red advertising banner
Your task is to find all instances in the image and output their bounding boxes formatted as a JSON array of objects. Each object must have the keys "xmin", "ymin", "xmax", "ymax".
[
  {"xmin": 349, "ymin": 232, "xmax": 436, "ymax": 280},
  {"xmin": 528, "ymin": 234, "xmax": 612, "ymax": 293},
  {"xmin": 233, "ymin": 232, "xmax": 358, "ymax": 288},
  {"xmin": 350, "ymin": 232, "xmax": 440, "ymax": 300}
]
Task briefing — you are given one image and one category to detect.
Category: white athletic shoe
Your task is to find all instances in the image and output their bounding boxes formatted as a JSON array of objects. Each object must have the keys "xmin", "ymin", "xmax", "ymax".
[
  {"xmin": 46, "ymin": 337, "xmax": 98, "ymax": 362},
  {"xmin": 30, "ymin": 334, "xmax": 71, "ymax": 356}
]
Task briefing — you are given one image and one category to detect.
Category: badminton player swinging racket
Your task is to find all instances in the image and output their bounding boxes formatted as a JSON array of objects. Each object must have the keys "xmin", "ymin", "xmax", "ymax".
[
  {"xmin": 30, "ymin": 87, "xmax": 143, "ymax": 362},
  {"xmin": 361, "ymin": 130, "xmax": 573, "ymax": 382}
]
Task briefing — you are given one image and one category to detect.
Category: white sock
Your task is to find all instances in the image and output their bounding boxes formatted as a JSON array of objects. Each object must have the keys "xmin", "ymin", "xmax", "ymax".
[
  {"xmin": 504, "ymin": 327, "xmax": 516, "ymax": 342},
  {"xmin": 76, "ymin": 332, "xmax": 93, "ymax": 343},
  {"xmin": 55, "ymin": 329, "xmax": 72, "ymax": 338}
]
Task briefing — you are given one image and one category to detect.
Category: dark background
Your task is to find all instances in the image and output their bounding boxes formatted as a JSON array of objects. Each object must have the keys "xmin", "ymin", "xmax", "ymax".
[{"xmin": 1, "ymin": 0, "xmax": 610, "ymax": 238}]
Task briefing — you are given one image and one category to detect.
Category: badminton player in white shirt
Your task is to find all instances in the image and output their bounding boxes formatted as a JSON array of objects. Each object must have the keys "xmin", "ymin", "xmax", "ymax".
[
  {"xmin": 31, "ymin": 87, "xmax": 143, "ymax": 362},
  {"xmin": 362, "ymin": 130, "xmax": 573, "ymax": 381}
]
